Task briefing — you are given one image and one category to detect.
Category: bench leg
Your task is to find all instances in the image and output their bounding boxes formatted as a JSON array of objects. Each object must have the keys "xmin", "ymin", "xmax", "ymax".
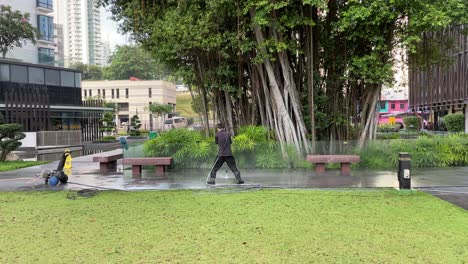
[
  {"xmin": 315, "ymin": 163, "xmax": 326, "ymax": 175},
  {"xmin": 341, "ymin": 163, "xmax": 351, "ymax": 176},
  {"xmin": 132, "ymin": 165, "xmax": 142, "ymax": 178},
  {"xmin": 99, "ymin": 161, "xmax": 117, "ymax": 174},
  {"xmin": 155, "ymin": 165, "xmax": 165, "ymax": 177}
]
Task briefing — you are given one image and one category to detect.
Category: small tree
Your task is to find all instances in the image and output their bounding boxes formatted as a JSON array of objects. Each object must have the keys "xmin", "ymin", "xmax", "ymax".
[
  {"xmin": 0, "ymin": 5, "xmax": 37, "ymax": 58},
  {"xmin": 0, "ymin": 123, "xmax": 25, "ymax": 161},
  {"xmin": 148, "ymin": 103, "xmax": 172, "ymax": 130},
  {"xmin": 130, "ymin": 115, "xmax": 141, "ymax": 136},
  {"xmin": 99, "ymin": 112, "xmax": 116, "ymax": 136}
]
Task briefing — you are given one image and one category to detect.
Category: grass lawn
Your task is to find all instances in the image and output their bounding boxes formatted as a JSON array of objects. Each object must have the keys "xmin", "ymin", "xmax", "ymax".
[
  {"xmin": 0, "ymin": 161, "xmax": 49, "ymax": 172},
  {"xmin": 0, "ymin": 189, "xmax": 466, "ymax": 263},
  {"xmin": 176, "ymin": 93, "xmax": 197, "ymax": 118}
]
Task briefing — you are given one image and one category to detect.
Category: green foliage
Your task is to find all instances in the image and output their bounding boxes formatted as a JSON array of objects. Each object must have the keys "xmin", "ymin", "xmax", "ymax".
[
  {"xmin": 0, "ymin": 123, "xmax": 25, "ymax": 161},
  {"xmin": 148, "ymin": 103, "xmax": 172, "ymax": 116},
  {"xmin": 99, "ymin": 112, "xmax": 116, "ymax": 135},
  {"xmin": 144, "ymin": 129, "xmax": 215, "ymax": 167},
  {"xmin": 357, "ymin": 135, "xmax": 468, "ymax": 169},
  {"xmin": 376, "ymin": 132, "xmax": 401, "ymax": 140},
  {"xmin": 129, "ymin": 115, "xmax": 141, "ymax": 136},
  {"xmin": 0, "ymin": 5, "xmax": 37, "ymax": 58},
  {"xmin": 444, "ymin": 114, "xmax": 465, "ymax": 132},
  {"xmin": 103, "ymin": 45, "xmax": 169, "ymax": 80},
  {"xmin": 377, "ymin": 124, "xmax": 401, "ymax": 133},
  {"xmin": 403, "ymin": 116, "xmax": 421, "ymax": 130},
  {"xmin": 237, "ymin": 125, "xmax": 271, "ymax": 142},
  {"xmin": 70, "ymin": 62, "xmax": 103, "ymax": 80},
  {"xmin": 100, "ymin": 136, "xmax": 116, "ymax": 141}
]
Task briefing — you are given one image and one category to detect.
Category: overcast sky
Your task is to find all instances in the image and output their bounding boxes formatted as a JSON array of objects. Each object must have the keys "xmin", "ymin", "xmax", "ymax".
[{"xmin": 100, "ymin": 6, "xmax": 129, "ymax": 51}]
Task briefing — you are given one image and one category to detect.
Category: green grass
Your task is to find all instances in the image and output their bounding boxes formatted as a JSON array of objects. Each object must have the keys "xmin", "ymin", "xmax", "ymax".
[
  {"xmin": 176, "ymin": 93, "xmax": 197, "ymax": 118},
  {"xmin": 0, "ymin": 190, "xmax": 466, "ymax": 262},
  {"xmin": 0, "ymin": 161, "xmax": 49, "ymax": 172}
]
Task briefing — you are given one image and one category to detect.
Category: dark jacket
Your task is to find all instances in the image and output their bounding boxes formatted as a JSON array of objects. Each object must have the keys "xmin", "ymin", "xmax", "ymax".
[{"xmin": 215, "ymin": 130, "xmax": 233, "ymax": 156}]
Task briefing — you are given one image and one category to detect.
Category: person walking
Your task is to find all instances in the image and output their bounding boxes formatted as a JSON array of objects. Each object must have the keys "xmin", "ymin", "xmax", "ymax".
[{"xmin": 207, "ymin": 123, "xmax": 244, "ymax": 185}]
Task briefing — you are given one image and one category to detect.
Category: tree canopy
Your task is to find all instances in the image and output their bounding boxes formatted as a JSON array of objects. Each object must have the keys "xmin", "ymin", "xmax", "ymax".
[
  {"xmin": 103, "ymin": 45, "xmax": 169, "ymax": 80},
  {"xmin": 100, "ymin": 0, "xmax": 467, "ymax": 151},
  {"xmin": 0, "ymin": 5, "xmax": 37, "ymax": 58}
]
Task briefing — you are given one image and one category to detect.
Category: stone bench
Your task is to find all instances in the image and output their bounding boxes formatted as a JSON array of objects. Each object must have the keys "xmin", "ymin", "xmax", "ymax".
[
  {"xmin": 122, "ymin": 157, "xmax": 173, "ymax": 177},
  {"xmin": 307, "ymin": 155, "xmax": 360, "ymax": 176},
  {"xmin": 93, "ymin": 153, "xmax": 123, "ymax": 174}
]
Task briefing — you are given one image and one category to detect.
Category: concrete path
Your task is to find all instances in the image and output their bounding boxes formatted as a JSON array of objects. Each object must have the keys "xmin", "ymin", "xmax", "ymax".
[{"xmin": 0, "ymin": 149, "xmax": 466, "ymax": 209}]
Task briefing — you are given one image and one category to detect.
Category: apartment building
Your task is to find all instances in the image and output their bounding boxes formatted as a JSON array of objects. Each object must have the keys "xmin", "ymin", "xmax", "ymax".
[
  {"xmin": 82, "ymin": 80, "xmax": 177, "ymax": 131},
  {"xmin": 0, "ymin": 0, "xmax": 58, "ymax": 65},
  {"xmin": 54, "ymin": 0, "xmax": 105, "ymax": 65}
]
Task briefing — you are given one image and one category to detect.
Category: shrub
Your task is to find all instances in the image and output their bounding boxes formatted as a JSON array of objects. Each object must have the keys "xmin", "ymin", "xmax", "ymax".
[
  {"xmin": 376, "ymin": 132, "xmax": 400, "ymax": 140},
  {"xmin": 356, "ymin": 134, "xmax": 468, "ymax": 169},
  {"xmin": 237, "ymin": 125, "xmax": 271, "ymax": 142},
  {"xmin": 403, "ymin": 116, "xmax": 421, "ymax": 130},
  {"xmin": 444, "ymin": 114, "xmax": 465, "ymax": 132},
  {"xmin": 377, "ymin": 124, "xmax": 400, "ymax": 133},
  {"xmin": 144, "ymin": 129, "xmax": 215, "ymax": 167},
  {"xmin": 0, "ymin": 124, "xmax": 25, "ymax": 161},
  {"xmin": 101, "ymin": 136, "xmax": 116, "ymax": 141}
]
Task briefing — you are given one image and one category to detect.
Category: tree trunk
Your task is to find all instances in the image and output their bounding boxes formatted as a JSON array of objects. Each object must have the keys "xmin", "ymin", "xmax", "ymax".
[
  {"xmin": 195, "ymin": 57, "xmax": 211, "ymax": 137},
  {"xmin": 305, "ymin": 5, "xmax": 316, "ymax": 153},
  {"xmin": 358, "ymin": 85, "xmax": 380, "ymax": 148},
  {"xmin": 250, "ymin": 8, "xmax": 303, "ymax": 154}
]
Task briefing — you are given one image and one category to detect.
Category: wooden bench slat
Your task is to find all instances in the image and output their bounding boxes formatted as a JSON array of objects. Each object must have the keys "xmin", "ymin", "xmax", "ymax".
[{"xmin": 122, "ymin": 158, "xmax": 173, "ymax": 166}]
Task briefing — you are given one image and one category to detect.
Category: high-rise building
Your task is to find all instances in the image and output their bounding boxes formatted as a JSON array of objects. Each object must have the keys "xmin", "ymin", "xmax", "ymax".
[
  {"xmin": 0, "ymin": 0, "xmax": 58, "ymax": 65},
  {"xmin": 54, "ymin": 0, "xmax": 104, "ymax": 65}
]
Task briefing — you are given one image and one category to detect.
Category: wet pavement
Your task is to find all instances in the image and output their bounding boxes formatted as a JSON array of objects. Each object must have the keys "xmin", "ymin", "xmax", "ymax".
[{"xmin": 0, "ymin": 149, "xmax": 467, "ymax": 209}]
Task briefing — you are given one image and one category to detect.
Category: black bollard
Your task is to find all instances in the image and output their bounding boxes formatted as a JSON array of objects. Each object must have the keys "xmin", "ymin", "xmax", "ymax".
[{"xmin": 398, "ymin": 152, "xmax": 411, "ymax": 189}]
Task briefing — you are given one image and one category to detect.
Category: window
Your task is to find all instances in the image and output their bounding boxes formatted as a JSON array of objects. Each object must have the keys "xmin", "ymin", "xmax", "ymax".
[
  {"xmin": 60, "ymin": 71, "xmax": 74, "ymax": 87},
  {"xmin": 28, "ymin": 67, "xmax": 44, "ymax": 84},
  {"xmin": 400, "ymin": 103, "xmax": 404, "ymax": 109},
  {"xmin": 391, "ymin": 103, "xmax": 395, "ymax": 110},
  {"xmin": 38, "ymin": 48, "xmax": 54, "ymax": 64},
  {"xmin": 379, "ymin": 101, "xmax": 386, "ymax": 110},
  {"xmin": 74, "ymin": 73, "xmax": 81, "ymax": 88},
  {"xmin": 45, "ymin": 69, "xmax": 60, "ymax": 86},
  {"xmin": 0, "ymin": 64, "xmax": 10, "ymax": 81},
  {"xmin": 84, "ymin": 90, "xmax": 87, "ymax": 97},
  {"xmin": 89, "ymin": 89, "xmax": 92, "ymax": 97},
  {"xmin": 102, "ymin": 89, "xmax": 106, "ymax": 99},
  {"xmin": 116, "ymin": 89, "xmax": 120, "ymax": 99},
  {"xmin": 148, "ymin": 88, "xmax": 152, "ymax": 98},
  {"xmin": 111, "ymin": 89, "xmax": 115, "ymax": 99},
  {"xmin": 126, "ymin": 88, "xmax": 129, "ymax": 98},
  {"xmin": 37, "ymin": 15, "xmax": 54, "ymax": 41},
  {"xmin": 97, "ymin": 89, "xmax": 101, "ymax": 98},
  {"xmin": 10, "ymin": 65, "xmax": 28, "ymax": 83},
  {"xmin": 117, "ymin": 103, "xmax": 129, "ymax": 111},
  {"xmin": 37, "ymin": 0, "xmax": 53, "ymax": 9}
]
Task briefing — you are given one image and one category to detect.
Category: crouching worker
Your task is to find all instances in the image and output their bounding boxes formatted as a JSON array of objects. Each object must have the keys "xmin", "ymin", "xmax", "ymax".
[{"xmin": 207, "ymin": 123, "xmax": 244, "ymax": 185}]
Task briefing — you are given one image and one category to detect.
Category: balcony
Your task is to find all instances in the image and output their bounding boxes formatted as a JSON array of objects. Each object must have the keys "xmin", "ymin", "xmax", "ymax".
[{"xmin": 36, "ymin": 0, "xmax": 53, "ymax": 13}]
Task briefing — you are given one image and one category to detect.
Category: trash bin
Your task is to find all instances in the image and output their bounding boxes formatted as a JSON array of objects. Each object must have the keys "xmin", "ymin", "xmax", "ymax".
[{"xmin": 149, "ymin": 131, "xmax": 158, "ymax": 139}]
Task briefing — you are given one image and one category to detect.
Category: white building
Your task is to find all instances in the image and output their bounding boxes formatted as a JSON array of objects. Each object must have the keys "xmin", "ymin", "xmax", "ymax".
[
  {"xmin": 54, "ymin": 0, "xmax": 104, "ymax": 66},
  {"xmin": 82, "ymin": 80, "xmax": 177, "ymax": 131},
  {"xmin": 0, "ymin": 0, "xmax": 57, "ymax": 65}
]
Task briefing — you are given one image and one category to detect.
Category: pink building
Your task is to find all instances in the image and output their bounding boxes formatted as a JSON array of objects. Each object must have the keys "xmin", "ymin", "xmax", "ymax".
[{"xmin": 378, "ymin": 95, "xmax": 409, "ymax": 124}]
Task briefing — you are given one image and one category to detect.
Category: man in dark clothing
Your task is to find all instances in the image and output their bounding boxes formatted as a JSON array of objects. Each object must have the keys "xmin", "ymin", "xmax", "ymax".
[{"xmin": 207, "ymin": 123, "xmax": 244, "ymax": 185}]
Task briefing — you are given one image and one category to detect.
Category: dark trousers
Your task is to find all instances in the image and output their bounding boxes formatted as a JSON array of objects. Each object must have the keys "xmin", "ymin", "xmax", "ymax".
[{"xmin": 210, "ymin": 156, "xmax": 241, "ymax": 180}]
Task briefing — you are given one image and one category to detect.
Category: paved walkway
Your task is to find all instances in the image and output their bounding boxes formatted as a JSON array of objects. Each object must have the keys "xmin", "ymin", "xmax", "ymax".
[{"xmin": 0, "ymin": 149, "xmax": 467, "ymax": 209}]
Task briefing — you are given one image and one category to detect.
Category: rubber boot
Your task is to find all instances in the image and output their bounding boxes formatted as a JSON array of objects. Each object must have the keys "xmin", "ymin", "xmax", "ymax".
[{"xmin": 234, "ymin": 171, "xmax": 244, "ymax": 184}]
